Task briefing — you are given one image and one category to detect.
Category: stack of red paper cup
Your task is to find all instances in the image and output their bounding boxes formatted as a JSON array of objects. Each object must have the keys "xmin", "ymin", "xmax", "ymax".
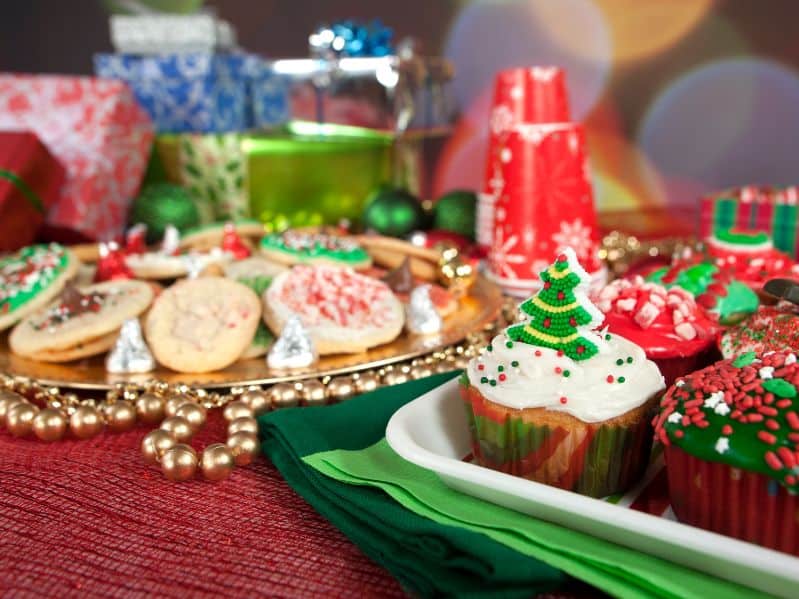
[{"xmin": 478, "ymin": 67, "xmax": 604, "ymax": 296}]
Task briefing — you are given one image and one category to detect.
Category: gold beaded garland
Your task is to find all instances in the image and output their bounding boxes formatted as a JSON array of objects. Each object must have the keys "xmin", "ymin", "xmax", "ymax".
[
  {"xmin": 32, "ymin": 408, "xmax": 67, "ymax": 442},
  {"xmin": 141, "ymin": 429, "xmax": 177, "ymax": 465},
  {"xmin": 227, "ymin": 431, "xmax": 259, "ymax": 466},
  {"xmin": 6, "ymin": 402, "xmax": 38, "ymax": 437},
  {"xmin": 0, "ymin": 391, "xmax": 25, "ymax": 427},
  {"xmin": 269, "ymin": 383, "xmax": 298, "ymax": 409},
  {"xmin": 135, "ymin": 393, "xmax": 165, "ymax": 424},
  {"xmin": 327, "ymin": 376, "xmax": 354, "ymax": 401},
  {"xmin": 160, "ymin": 416, "xmax": 194, "ymax": 443},
  {"xmin": 301, "ymin": 379, "xmax": 327, "ymax": 406},
  {"xmin": 105, "ymin": 402, "xmax": 137, "ymax": 433},
  {"xmin": 201, "ymin": 443, "xmax": 235, "ymax": 481},
  {"xmin": 70, "ymin": 405, "xmax": 105, "ymax": 440},
  {"xmin": 161, "ymin": 443, "xmax": 198, "ymax": 482},
  {"xmin": 354, "ymin": 372, "xmax": 379, "ymax": 394},
  {"xmin": 222, "ymin": 400, "xmax": 253, "ymax": 422},
  {"xmin": 241, "ymin": 389, "xmax": 271, "ymax": 415},
  {"xmin": 175, "ymin": 403, "xmax": 207, "ymax": 431},
  {"xmin": 164, "ymin": 394, "xmax": 190, "ymax": 418},
  {"xmin": 228, "ymin": 417, "xmax": 259, "ymax": 436}
]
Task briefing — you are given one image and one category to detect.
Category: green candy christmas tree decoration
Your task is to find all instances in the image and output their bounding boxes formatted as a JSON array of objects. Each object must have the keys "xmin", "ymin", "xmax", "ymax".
[{"xmin": 506, "ymin": 248, "xmax": 606, "ymax": 360}]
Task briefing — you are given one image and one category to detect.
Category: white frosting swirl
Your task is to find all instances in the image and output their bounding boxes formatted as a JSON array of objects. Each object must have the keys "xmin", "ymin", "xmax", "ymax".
[{"xmin": 467, "ymin": 332, "xmax": 664, "ymax": 422}]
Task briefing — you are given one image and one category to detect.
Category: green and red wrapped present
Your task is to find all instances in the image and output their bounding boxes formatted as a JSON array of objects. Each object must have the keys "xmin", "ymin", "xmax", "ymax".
[
  {"xmin": 700, "ymin": 185, "xmax": 799, "ymax": 258},
  {"xmin": 0, "ymin": 131, "xmax": 65, "ymax": 252}
]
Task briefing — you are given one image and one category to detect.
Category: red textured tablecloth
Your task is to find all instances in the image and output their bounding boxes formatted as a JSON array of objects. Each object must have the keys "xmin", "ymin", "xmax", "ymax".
[{"xmin": 0, "ymin": 410, "xmax": 406, "ymax": 598}]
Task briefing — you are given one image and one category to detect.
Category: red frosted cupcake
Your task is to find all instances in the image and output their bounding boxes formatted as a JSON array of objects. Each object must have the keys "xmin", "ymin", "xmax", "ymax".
[
  {"xmin": 594, "ymin": 276, "xmax": 720, "ymax": 386},
  {"xmin": 654, "ymin": 350, "xmax": 799, "ymax": 554}
]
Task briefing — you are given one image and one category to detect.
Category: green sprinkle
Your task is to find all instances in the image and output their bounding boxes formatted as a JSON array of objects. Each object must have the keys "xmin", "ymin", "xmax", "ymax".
[
  {"xmin": 489, "ymin": 379, "xmax": 497, "ymax": 387},
  {"xmin": 763, "ymin": 378, "xmax": 797, "ymax": 398},
  {"xmin": 505, "ymin": 341, "xmax": 513, "ymax": 348},
  {"xmin": 498, "ymin": 365, "xmax": 505, "ymax": 372},
  {"xmin": 605, "ymin": 334, "xmax": 612, "ymax": 341},
  {"xmin": 626, "ymin": 356, "xmax": 633, "ymax": 364},
  {"xmin": 487, "ymin": 345, "xmax": 493, "ymax": 352},
  {"xmin": 511, "ymin": 360, "xmax": 519, "ymax": 367},
  {"xmin": 563, "ymin": 370, "xmax": 571, "ymax": 377},
  {"xmin": 618, "ymin": 376, "xmax": 626, "ymax": 383},
  {"xmin": 732, "ymin": 351, "xmax": 757, "ymax": 367},
  {"xmin": 616, "ymin": 358, "xmax": 624, "ymax": 366},
  {"xmin": 480, "ymin": 377, "xmax": 488, "ymax": 384}
]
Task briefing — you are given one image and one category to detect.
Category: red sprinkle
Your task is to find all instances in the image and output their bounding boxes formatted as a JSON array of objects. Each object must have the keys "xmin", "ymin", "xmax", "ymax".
[
  {"xmin": 722, "ymin": 424, "xmax": 733, "ymax": 435},
  {"xmin": 765, "ymin": 451, "xmax": 783, "ymax": 470},
  {"xmin": 786, "ymin": 412, "xmax": 799, "ymax": 430},
  {"xmin": 747, "ymin": 413, "xmax": 764, "ymax": 423},
  {"xmin": 535, "ymin": 350, "xmax": 542, "ymax": 357},
  {"xmin": 559, "ymin": 396, "xmax": 568, "ymax": 404},
  {"xmin": 556, "ymin": 350, "xmax": 564, "ymax": 357},
  {"xmin": 758, "ymin": 431, "xmax": 777, "ymax": 445},
  {"xmin": 777, "ymin": 399, "xmax": 793, "ymax": 408},
  {"xmin": 606, "ymin": 375, "xmax": 614, "ymax": 383},
  {"xmin": 786, "ymin": 475, "xmax": 797, "ymax": 486},
  {"xmin": 759, "ymin": 406, "xmax": 778, "ymax": 416},
  {"xmin": 765, "ymin": 419, "xmax": 780, "ymax": 431},
  {"xmin": 674, "ymin": 429, "xmax": 684, "ymax": 438},
  {"xmin": 555, "ymin": 367, "xmax": 562, "ymax": 374},
  {"xmin": 498, "ymin": 374, "xmax": 507, "ymax": 382},
  {"xmin": 477, "ymin": 364, "xmax": 485, "ymax": 371},
  {"xmin": 778, "ymin": 447, "xmax": 796, "ymax": 469},
  {"xmin": 788, "ymin": 432, "xmax": 799, "ymax": 443}
]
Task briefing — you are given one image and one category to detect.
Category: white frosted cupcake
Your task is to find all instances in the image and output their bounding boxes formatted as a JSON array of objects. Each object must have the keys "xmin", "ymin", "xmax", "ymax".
[{"xmin": 461, "ymin": 248, "xmax": 664, "ymax": 497}]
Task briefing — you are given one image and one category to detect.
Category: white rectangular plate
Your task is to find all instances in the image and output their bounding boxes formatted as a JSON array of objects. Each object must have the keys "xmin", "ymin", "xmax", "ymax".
[{"xmin": 386, "ymin": 379, "xmax": 799, "ymax": 598}]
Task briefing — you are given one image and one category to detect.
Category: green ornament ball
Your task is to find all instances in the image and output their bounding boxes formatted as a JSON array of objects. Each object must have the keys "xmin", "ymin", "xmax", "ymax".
[
  {"xmin": 129, "ymin": 183, "xmax": 201, "ymax": 243},
  {"xmin": 433, "ymin": 190, "xmax": 477, "ymax": 239},
  {"xmin": 362, "ymin": 188, "xmax": 425, "ymax": 237}
]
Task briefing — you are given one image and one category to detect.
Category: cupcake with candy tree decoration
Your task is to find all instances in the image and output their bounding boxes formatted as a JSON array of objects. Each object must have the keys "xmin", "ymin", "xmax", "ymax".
[
  {"xmin": 461, "ymin": 248, "xmax": 665, "ymax": 498},
  {"xmin": 594, "ymin": 276, "xmax": 720, "ymax": 387},
  {"xmin": 654, "ymin": 350, "xmax": 799, "ymax": 555}
]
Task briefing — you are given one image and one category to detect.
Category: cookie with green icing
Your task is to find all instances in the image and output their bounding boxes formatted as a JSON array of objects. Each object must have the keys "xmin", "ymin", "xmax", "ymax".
[
  {"xmin": 646, "ymin": 262, "xmax": 758, "ymax": 325},
  {"xmin": 259, "ymin": 231, "xmax": 371, "ymax": 269},
  {"xmin": 655, "ymin": 350, "xmax": 799, "ymax": 552},
  {"xmin": 0, "ymin": 244, "xmax": 79, "ymax": 331}
]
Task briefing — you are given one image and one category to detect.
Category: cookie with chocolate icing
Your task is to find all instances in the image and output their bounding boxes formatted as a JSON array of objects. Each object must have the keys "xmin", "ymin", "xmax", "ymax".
[{"xmin": 9, "ymin": 280, "xmax": 153, "ymax": 360}]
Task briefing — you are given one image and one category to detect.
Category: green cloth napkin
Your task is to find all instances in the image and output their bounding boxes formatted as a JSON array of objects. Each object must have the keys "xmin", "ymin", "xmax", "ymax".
[
  {"xmin": 258, "ymin": 372, "xmax": 566, "ymax": 598},
  {"xmin": 306, "ymin": 440, "xmax": 768, "ymax": 599}
]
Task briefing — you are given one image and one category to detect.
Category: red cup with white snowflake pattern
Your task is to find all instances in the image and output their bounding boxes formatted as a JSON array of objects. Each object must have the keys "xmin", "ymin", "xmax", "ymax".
[
  {"xmin": 486, "ymin": 122, "xmax": 604, "ymax": 296},
  {"xmin": 478, "ymin": 67, "xmax": 570, "ymax": 251}
]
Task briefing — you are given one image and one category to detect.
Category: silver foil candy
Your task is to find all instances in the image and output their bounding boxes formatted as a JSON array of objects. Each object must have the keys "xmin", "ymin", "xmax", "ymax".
[
  {"xmin": 105, "ymin": 318, "xmax": 155, "ymax": 374},
  {"xmin": 267, "ymin": 315, "xmax": 318, "ymax": 369},
  {"xmin": 406, "ymin": 285, "xmax": 442, "ymax": 335}
]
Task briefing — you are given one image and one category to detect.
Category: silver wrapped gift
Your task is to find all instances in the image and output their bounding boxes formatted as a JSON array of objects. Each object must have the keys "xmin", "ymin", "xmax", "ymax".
[{"xmin": 110, "ymin": 13, "xmax": 237, "ymax": 55}]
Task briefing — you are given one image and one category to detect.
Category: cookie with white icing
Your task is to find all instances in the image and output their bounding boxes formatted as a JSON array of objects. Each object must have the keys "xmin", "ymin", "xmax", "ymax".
[
  {"xmin": 263, "ymin": 265, "xmax": 404, "ymax": 355},
  {"xmin": 0, "ymin": 244, "xmax": 79, "ymax": 331},
  {"xmin": 9, "ymin": 280, "xmax": 153, "ymax": 359},
  {"xmin": 145, "ymin": 277, "xmax": 261, "ymax": 373}
]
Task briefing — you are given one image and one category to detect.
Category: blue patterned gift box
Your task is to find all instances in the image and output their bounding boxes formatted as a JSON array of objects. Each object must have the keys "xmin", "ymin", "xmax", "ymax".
[{"xmin": 94, "ymin": 53, "xmax": 288, "ymax": 133}]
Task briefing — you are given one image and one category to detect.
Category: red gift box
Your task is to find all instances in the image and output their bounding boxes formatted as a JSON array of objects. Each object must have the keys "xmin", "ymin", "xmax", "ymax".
[
  {"xmin": 0, "ymin": 131, "xmax": 65, "ymax": 251},
  {"xmin": 0, "ymin": 75, "xmax": 154, "ymax": 242},
  {"xmin": 486, "ymin": 123, "xmax": 602, "ymax": 295}
]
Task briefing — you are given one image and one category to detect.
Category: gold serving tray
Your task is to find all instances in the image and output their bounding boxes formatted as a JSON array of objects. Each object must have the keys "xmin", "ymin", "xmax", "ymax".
[{"xmin": 0, "ymin": 274, "xmax": 502, "ymax": 391}]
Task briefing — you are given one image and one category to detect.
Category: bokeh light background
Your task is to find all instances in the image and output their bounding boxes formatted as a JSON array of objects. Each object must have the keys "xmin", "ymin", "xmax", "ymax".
[
  {"xmin": 3, "ymin": 0, "xmax": 798, "ymax": 222},
  {"xmin": 434, "ymin": 0, "xmax": 799, "ymax": 218}
]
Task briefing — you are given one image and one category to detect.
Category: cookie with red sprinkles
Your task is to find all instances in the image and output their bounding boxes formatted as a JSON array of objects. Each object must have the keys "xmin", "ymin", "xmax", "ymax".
[{"xmin": 655, "ymin": 350, "xmax": 799, "ymax": 554}]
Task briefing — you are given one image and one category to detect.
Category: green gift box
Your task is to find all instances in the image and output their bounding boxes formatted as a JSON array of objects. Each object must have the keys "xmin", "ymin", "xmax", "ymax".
[{"xmin": 243, "ymin": 122, "xmax": 394, "ymax": 227}]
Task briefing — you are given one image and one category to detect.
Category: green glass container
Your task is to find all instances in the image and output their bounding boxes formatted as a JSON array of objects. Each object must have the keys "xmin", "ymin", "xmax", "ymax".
[{"xmin": 243, "ymin": 122, "xmax": 394, "ymax": 227}]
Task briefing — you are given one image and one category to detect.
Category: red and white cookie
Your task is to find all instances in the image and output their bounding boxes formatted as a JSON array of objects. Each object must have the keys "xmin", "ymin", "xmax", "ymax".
[
  {"xmin": 145, "ymin": 277, "xmax": 261, "ymax": 373},
  {"xmin": 263, "ymin": 265, "xmax": 404, "ymax": 354}
]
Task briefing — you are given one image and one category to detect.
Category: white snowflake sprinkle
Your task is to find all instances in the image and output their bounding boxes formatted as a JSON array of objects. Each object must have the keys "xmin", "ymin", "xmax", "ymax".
[
  {"xmin": 667, "ymin": 411, "xmax": 683, "ymax": 424},
  {"xmin": 759, "ymin": 366, "xmax": 775, "ymax": 380},
  {"xmin": 715, "ymin": 437, "xmax": 730, "ymax": 454},
  {"xmin": 704, "ymin": 391, "xmax": 725, "ymax": 409},
  {"xmin": 786, "ymin": 354, "xmax": 797, "ymax": 365},
  {"xmin": 675, "ymin": 380, "xmax": 685, "ymax": 387},
  {"xmin": 714, "ymin": 403, "xmax": 731, "ymax": 416}
]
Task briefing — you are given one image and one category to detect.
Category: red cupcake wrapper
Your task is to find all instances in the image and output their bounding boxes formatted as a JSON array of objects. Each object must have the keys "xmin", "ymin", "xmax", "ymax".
[
  {"xmin": 651, "ymin": 343, "xmax": 720, "ymax": 387},
  {"xmin": 665, "ymin": 446, "xmax": 799, "ymax": 555}
]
